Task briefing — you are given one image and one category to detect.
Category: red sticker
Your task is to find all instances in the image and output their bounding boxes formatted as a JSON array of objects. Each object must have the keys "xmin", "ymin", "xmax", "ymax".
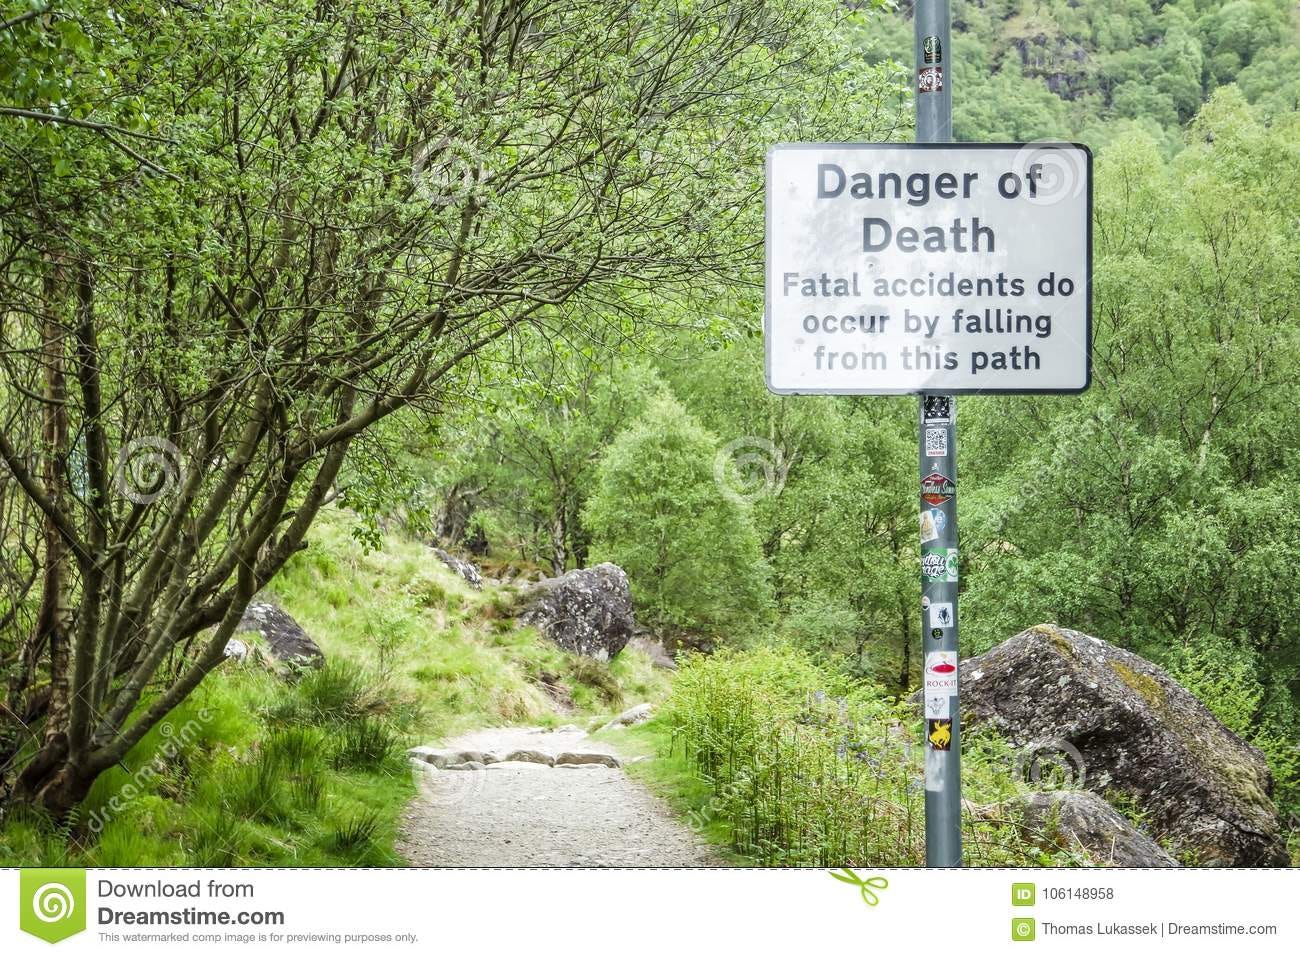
[
  {"xmin": 918, "ymin": 66, "xmax": 943, "ymax": 94},
  {"xmin": 921, "ymin": 471, "xmax": 955, "ymax": 506}
]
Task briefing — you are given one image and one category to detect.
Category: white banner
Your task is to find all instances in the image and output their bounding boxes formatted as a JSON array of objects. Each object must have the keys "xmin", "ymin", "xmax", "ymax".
[{"xmin": 4, "ymin": 867, "xmax": 1296, "ymax": 955}]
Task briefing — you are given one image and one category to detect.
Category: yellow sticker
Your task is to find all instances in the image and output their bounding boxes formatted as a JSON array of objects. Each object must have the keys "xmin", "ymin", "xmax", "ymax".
[{"xmin": 928, "ymin": 718, "xmax": 952, "ymax": 751}]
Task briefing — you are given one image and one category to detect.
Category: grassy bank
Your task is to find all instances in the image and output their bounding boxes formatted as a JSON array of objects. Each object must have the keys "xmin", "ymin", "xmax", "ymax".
[{"xmin": 0, "ymin": 510, "xmax": 671, "ymax": 867}]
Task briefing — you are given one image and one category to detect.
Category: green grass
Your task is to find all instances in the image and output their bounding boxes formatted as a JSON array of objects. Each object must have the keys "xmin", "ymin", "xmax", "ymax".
[
  {"xmin": 269, "ymin": 514, "xmax": 671, "ymax": 736},
  {"xmin": 0, "ymin": 665, "xmax": 414, "ymax": 867},
  {"xmin": 0, "ymin": 507, "xmax": 674, "ymax": 867}
]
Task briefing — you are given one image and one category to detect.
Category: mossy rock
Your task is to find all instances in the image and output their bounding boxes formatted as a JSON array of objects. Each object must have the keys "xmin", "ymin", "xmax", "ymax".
[
  {"xmin": 975, "ymin": 790, "xmax": 1176, "ymax": 867},
  {"xmin": 955, "ymin": 624, "xmax": 1287, "ymax": 866}
]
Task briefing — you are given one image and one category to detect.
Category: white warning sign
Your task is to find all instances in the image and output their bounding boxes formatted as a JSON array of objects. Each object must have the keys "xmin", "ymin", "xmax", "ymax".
[{"xmin": 765, "ymin": 143, "xmax": 1091, "ymax": 395}]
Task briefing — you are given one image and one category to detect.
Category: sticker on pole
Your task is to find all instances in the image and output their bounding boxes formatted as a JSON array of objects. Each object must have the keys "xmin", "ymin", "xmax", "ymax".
[
  {"xmin": 924, "ymin": 651, "xmax": 959, "ymax": 695},
  {"xmin": 927, "ymin": 718, "xmax": 953, "ymax": 750},
  {"xmin": 925, "ymin": 694, "xmax": 950, "ymax": 720},
  {"xmin": 920, "ymin": 471, "xmax": 955, "ymax": 506},
  {"xmin": 765, "ymin": 143, "xmax": 1091, "ymax": 395},
  {"xmin": 929, "ymin": 602, "xmax": 954, "ymax": 629},
  {"xmin": 919, "ymin": 509, "xmax": 940, "ymax": 543},
  {"xmin": 922, "ymin": 547, "xmax": 958, "ymax": 582}
]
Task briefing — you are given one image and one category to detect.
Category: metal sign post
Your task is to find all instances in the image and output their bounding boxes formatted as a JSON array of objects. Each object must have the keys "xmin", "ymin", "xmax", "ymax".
[
  {"xmin": 914, "ymin": 0, "xmax": 961, "ymax": 869},
  {"xmin": 762, "ymin": 0, "xmax": 1091, "ymax": 871}
]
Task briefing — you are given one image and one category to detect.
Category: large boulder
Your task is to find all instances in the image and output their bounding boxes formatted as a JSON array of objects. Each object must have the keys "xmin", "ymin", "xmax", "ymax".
[
  {"xmin": 975, "ymin": 791, "xmax": 1177, "ymax": 867},
  {"xmin": 960, "ymin": 624, "xmax": 1287, "ymax": 866},
  {"xmin": 517, "ymin": 564, "xmax": 634, "ymax": 661},
  {"xmin": 629, "ymin": 632, "xmax": 677, "ymax": 670},
  {"xmin": 430, "ymin": 547, "xmax": 483, "ymax": 590},
  {"xmin": 236, "ymin": 600, "xmax": 325, "ymax": 668}
]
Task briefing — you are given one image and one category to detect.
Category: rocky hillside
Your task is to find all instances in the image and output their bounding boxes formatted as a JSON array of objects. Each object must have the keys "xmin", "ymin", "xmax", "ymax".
[{"xmin": 866, "ymin": 0, "xmax": 1299, "ymax": 145}]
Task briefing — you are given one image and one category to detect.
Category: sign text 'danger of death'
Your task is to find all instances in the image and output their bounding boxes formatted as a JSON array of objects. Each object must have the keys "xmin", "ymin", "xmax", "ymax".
[{"xmin": 765, "ymin": 143, "xmax": 1092, "ymax": 395}]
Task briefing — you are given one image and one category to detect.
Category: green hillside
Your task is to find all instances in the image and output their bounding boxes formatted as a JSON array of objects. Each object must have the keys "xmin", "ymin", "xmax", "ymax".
[{"xmin": 865, "ymin": 0, "xmax": 1299, "ymax": 149}]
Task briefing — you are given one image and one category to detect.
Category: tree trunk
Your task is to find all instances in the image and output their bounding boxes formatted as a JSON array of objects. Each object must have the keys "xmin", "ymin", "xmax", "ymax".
[
  {"xmin": 11, "ymin": 275, "xmax": 79, "ymax": 817},
  {"xmin": 898, "ymin": 593, "xmax": 912, "ymax": 691},
  {"xmin": 548, "ymin": 511, "xmax": 567, "ymax": 575},
  {"xmin": 12, "ymin": 755, "xmax": 95, "ymax": 820}
]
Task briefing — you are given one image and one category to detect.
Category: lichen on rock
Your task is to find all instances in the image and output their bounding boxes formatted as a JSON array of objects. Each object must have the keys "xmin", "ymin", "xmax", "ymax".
[
  {"xmin": 516, "ymin": 563, "xmax": 635, "ymax": 661},
  {"xmin": 960, "ymin": 624, "xmax": 1288, "ymax": 866}
]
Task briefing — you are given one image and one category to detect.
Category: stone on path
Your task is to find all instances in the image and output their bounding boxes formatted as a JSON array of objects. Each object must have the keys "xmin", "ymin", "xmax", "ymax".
[
  {"xmin": 398, "ymin": 726, "xmax": 715, "ymax": 866},
  {"xmin": 555, "ymin": 751, "xmax": 621, "ymax": 768}
]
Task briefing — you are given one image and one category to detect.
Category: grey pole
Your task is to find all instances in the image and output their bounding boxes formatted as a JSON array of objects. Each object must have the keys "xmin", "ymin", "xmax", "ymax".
[{"xmin": 914, "ymin": 0, "xmax": 961, "ymax": 867}]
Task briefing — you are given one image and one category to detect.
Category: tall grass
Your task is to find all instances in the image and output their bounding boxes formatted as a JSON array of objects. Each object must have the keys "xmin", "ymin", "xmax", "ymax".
[
  {"xmin": 268, "ymin": 512, "xmax": 671, "ymax": 735},
  {"xmin": 0, "ymin": 658, "xmax": 413, "ymax": 867},
  {"xmin": 663, "ymin": 646, "xmax": 1075, "ymax": 867}
]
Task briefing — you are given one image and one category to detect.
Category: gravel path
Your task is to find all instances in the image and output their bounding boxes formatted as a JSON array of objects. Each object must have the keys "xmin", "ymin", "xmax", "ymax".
[{"xmin": 397, "ymin": 726, "xmax": 719, "ymax": 866}]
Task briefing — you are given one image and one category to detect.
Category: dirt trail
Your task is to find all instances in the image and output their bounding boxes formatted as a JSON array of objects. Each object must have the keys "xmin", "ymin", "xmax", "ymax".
[{"xmin": 398, "ymin": 726, "xmax": 718, "ymax": 866}]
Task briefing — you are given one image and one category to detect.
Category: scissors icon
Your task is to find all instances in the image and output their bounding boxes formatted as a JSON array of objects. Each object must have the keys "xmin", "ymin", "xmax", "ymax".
[{"xmin": 829, "ymin": 869, "xmax": 889, "ymax": 906}]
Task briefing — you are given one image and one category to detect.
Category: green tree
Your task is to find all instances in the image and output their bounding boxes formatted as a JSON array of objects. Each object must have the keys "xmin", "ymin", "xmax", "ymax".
[
  {"xmin": 958, "ymin": 91, "xmax": 1300, "ymax": 815},
  {"xmin": 659, "ymin": 336, "xmax": 919, "ymax": 685},
  {"xmin": 584, "ymin": 395, "xmax": 772, "ymax": 635},
  {"xmin": 434, "ymin": 352, "xmax": 664, "ymax": 573},
  {"xmin": 0, "ymin": 0, "xmax": 881, "ymax": 816},
  {"xmin": 872, "ymin": 0, "xmax": 1299, "ymax": 144}
]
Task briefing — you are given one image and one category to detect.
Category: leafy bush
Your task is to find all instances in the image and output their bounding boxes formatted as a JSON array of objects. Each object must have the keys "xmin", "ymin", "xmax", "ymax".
[{"xmin": 663, "ymin": 646, "xmax": 1067, "ymax": 867}]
